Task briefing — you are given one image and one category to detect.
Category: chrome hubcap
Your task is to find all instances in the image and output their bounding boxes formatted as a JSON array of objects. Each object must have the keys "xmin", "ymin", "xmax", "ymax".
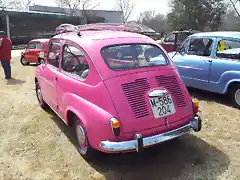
[
  {"xmin": 76, "ymin": 125, "xmax": 87, "ymax": 153},
  {"xmin": 37, "ymin": 89, "xmax": 42, "ymax": 103},
  {"xmin": 21, "ymin": 57, "xmax": 28, "ymax": 64},
  {"xmin": 235, "ymin": 89, "xmax": 240, "ymax": 105}
]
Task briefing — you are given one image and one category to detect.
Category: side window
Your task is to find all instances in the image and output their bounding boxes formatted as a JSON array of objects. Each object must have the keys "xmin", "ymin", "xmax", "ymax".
[
  {"xmin": 164, "ymin": 33, "xmax": 175, "ymax": 42},
  {"xmin": 188, "ymin": 38, "xmax": 214, "ymax": 57},
  {"xmin": 47, "ymin": 41, "xmax": 61, "ymax": 68},
  {"xmin": 179, "ymin": 39, "xmax": 190, "ymax": 53},
  {"xmin": 62, "ymin": 44, "xmax": 90, "ymax": 79},
  {"xmin": 36, "ymin": 42, "xmax": 43, "ymax": 49},
  {"xmin": 216, "ymin": 39, "xmax": 240, "ymax": 60},
  {"xmin": 177, "ymin": 33, "xmax": 188, "ymax": 44},
  {"xmin": 27, "ymin": 42, "xmax": 36, "ymax": 49}
]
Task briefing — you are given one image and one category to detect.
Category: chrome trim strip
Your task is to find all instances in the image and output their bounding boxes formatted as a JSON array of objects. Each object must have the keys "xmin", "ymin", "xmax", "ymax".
[
  {"xmin": 99, "ymin": 116, "xmax": 201, "ymax": 152},
  {"xmin": 149, "ymin": 89, "xmax": 168, "ymax": 97}
]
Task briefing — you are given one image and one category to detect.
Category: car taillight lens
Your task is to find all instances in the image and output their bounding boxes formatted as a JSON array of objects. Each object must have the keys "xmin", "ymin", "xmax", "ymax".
[
  {"xmin": 110, "ymin": 117, "xmax": 120, "ymax": 137},
  {"xmin": 192, "ymin": 99, "xmax": 199, "ymax": 114}
]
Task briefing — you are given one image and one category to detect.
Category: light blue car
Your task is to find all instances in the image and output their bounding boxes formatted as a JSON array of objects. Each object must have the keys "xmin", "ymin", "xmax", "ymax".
[{"xmin": 169, "ymin": 31, "xmax": 240, "ymax": 108}]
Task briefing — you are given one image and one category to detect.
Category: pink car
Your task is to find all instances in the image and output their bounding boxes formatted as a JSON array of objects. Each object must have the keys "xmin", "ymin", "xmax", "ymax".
[{"xmin": 35, "ymin": 23, "xmax": 202, "ymax": 159}]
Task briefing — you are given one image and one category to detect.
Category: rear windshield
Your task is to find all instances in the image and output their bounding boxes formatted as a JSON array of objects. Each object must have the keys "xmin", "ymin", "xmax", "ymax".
[{"xmin": 101, "ymin": 44, "xmax": 169, "ymax": 70}]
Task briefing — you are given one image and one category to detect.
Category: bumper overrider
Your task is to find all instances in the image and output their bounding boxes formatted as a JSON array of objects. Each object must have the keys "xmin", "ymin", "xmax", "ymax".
[{"xmin": 99, "ymin": 115, "xmax": 201, "ymax": 153}]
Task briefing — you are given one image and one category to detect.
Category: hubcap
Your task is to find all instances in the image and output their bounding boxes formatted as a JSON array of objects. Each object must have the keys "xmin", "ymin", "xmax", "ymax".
[
  {"xmin": 235, "ymin": 89, "xmax": 240, "ymax": 105},
  {"xmin": 36, "ymin": 88, "xmax": 43, "ymax": 104},
  {"xmin": 21, "ymin": 57, "xmax": 28, "ymax": 64},
  {"xmin": 76, "ymin": 125, "xmax": 87, "ymax": 153},
  {"xmin": 40, "ymin": 59, "xmax": 44, "ymax": 64}
]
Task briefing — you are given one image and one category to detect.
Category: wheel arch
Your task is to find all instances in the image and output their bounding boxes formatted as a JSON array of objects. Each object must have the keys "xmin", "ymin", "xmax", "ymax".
[{"xmin": 225, "ymin": 80, "xmax": 240, "ymax": 94}]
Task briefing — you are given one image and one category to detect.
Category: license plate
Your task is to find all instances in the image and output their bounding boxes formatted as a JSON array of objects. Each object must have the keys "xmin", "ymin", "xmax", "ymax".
[{"xmin": 149, "ymin": 94, "xmax": 176, "ymax": 119}]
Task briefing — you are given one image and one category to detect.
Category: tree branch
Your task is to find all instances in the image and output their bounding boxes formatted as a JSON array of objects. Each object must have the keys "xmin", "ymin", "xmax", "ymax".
[{"xmin": 229, "ymin": 0, "xmax": 240, "ymax": 17}]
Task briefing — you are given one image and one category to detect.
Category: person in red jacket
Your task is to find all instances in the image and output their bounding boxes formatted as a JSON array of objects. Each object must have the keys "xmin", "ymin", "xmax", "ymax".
[{"xmin": 0, "ymin": 31, "xmax": 12, "ymax": 79}]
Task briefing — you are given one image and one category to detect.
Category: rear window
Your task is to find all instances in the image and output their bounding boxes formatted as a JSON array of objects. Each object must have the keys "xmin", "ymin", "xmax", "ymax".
[{"xmin": 101, "ymin": 44, "xmax": 169, "ymax": 70}]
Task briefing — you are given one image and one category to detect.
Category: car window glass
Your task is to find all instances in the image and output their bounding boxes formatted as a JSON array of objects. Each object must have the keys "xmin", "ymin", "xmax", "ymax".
[
  {"xmin": 188, "ymin": 38, "xmax": 213, "ymax": 57},
  {"xmin": 27, "ymin": 42, "xmax": 36, "ymax": 49},
  {"xmin": 164, "ymin": 33, "xmax": 175, "ymax": 42},
  {"xmin": 62, "ymin": 44, "xmax": 90, "ymax": 79},
  {"xmin": 101, "ymin": 44, "xmax": 169, "ymax": 71},
  {"xmin": 180, "ymin": 39, "xmax": 190, "ymax": 53},
  {"xmin": 216, "ymin": 39, "xmax": 240, "ymax": 60},
  {"xmin": 36, "ymin": 42, "xmax": 43, "ymax": 49},
  {"xmin": 177, "ymin": 33, "xmax": 188, "ymax": 43},
  {"xmin": 47, "ymin": 41, "xmax": 61, "ymax": 68}
]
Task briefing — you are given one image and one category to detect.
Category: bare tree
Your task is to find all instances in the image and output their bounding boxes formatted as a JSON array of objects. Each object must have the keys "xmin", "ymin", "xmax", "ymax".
[
  {"xmin": 229, "ymin": 0, "xmax": 240, "ymax": 17},
  {"xmin": 0, "ymin": 0, "xmax": 18, "ymax": 11},
  {"xmin": 115, "ymin": 0, "xmax": 135, "ymax": 23},
  {"xmin": 12, "ymin": 0, "xmax": 32, "ymax": 11},
  {"xmin": 54, "ymin": 0, "xmax": 99, "ymax": 16}
]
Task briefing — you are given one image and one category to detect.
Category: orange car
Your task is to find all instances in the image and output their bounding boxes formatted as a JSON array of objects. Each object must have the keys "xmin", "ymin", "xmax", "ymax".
[{"xmin": 20, "ymin": 39, "xmax": 49, "ymax": 66}]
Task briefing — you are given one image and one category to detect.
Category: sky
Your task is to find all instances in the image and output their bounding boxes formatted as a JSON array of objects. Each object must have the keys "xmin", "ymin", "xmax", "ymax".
[{"xmin": 32, "ymin": 0, "xmax": 171, "ymax": 20}]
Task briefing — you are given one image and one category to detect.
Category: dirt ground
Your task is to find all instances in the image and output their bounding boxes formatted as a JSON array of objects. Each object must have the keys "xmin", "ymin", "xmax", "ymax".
[{"xmin": 0, "ymin": 57, "xmax": 240, "ymax": 180}]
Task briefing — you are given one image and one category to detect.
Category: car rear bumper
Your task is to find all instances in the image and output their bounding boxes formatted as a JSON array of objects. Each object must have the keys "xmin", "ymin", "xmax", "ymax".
[{"xmin": 99, "ymin": 115, "xmax": 201, "ymax": 153}]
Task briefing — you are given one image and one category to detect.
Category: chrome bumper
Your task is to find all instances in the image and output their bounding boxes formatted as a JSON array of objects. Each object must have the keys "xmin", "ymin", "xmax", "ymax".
[{"xmin": 99, "ymin": 116, "xmax": 201, "ymax": 152}]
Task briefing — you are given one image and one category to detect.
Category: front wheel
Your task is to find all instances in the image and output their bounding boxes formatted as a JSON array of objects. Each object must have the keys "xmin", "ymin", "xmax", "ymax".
[
  {"xmin": 230, "ymin": 84, "xmax": 240, "ymax": 109},
  {"xmin": 72, "ymin": 117, "xmax": 98, "ymax": 160},
  {"xmin": 20, "ymin": 56, "xmax": 30, "ymax": 66},
  {"xmin": 35, "ymin": 82, "xmax": 48, "ymax": 110}
]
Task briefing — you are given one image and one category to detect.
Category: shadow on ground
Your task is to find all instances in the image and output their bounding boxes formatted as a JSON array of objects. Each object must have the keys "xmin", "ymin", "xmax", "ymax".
[
  {"xmin": 7, "ymin": 78, "xmax": 26, "ymax": 85},
  {"xmin": 48, "ymin": 109, "xmax": 230, "ymax": 180},
  {"xmin": 188, "ymin": 87, "xmax": 233, "ymax": 107}
]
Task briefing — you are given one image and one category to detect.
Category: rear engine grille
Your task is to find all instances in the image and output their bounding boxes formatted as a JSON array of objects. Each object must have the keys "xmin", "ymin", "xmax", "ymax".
[
  {"xmin": 121, "ymin": 78, "xmax": 150, "ymax": 118},
  {"xmin": 155, "ymin": 76, "xmax": 186, "ymax": 107}
]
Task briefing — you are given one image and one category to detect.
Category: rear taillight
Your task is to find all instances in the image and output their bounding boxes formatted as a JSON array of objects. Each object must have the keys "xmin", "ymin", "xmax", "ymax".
[
  {"xmin": 192, "ymin": 99, "xmax": 199, "ymax": 114},
  {"xmin": 110, "ymin": 117, "xmax": 120, "ymax": 137}
]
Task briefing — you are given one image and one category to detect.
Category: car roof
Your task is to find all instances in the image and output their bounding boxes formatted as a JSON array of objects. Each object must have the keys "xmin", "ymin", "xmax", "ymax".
[
  {"xmin": 53, "ymin": 30, "xmax": 152, "ymax": 45},
  {"xmin": 190, "ymin": 31, "xmax": 240, "ymax": 39},
  {"xmin": 30, "ymin": 38, "xmax": 49, "ymax": 42},
  {"xmin": 171, "ymin": 30, "xmax": 200, "ymax": 34}
]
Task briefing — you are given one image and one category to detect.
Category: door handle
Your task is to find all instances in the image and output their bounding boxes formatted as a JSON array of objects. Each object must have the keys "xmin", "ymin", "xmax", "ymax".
[
  {"xmin": 54, "ymin": 77, "xmax": 58, "ymax": 80},
  {"xmin": 208, "ymin": 60, "xmax": 212, "ymax": 63}
]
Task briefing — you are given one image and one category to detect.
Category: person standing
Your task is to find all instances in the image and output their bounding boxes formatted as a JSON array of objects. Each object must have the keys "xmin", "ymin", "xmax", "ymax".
[{"xmin": 0, "ymin": 31, "xmax": 12, "ymax": 80}]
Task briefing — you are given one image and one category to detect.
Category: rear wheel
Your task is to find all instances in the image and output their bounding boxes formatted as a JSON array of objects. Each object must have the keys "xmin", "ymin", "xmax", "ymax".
[
  {"xmin": 229, "ymin": 84, "xmax": 240, "ymax": 109},
  {"xmin": 20, "ymin": 56, "xmax": 30, "ymax": 66},
  {"xmin": 72, "ymin": 117, "xmax": 97, "ymax": 160},
  {"xmin": 38, "ymin": 58, "xmax": 44, "ymax": 65},
  {"xmin": 35, "ymin": 81, "xmax": 48, "ymax": 110}
]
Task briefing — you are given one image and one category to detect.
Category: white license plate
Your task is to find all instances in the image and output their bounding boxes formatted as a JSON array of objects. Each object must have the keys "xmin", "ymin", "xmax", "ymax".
[{"xmin": 149, "ymin": 94, "xmax": 176, "ymax": 119}]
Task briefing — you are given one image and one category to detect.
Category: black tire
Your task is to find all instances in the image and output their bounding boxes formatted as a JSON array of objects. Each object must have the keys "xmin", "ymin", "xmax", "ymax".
[
  {"xmin": 72, "ymin": 116, "xmax": 98, "ymax": 160},
  {"xmin": 229, "ymin": 84, "xmax": 240, "ymax": 109},
  {"xmin": 35, "ymin": 81, "xmax": 49, "ymax": 110},
  {"xmin": 38, "ymin": 58, "xmax": 44, "ymax": 65},
  {"xmin": 20, "ymin": 56, "xmax": 30, "ymax": 66}
]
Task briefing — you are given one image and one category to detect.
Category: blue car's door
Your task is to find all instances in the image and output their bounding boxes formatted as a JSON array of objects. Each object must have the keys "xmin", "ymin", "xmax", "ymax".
[
  {"xmin": 171, "ymin": 37, "xmax": 215, "ymax": 90},
  {"xmin": 208, "ymin": 38, "xmax": 240, "ymax": 94}
]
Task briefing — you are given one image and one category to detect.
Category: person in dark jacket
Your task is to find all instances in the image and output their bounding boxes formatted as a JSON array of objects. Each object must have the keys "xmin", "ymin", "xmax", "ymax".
[{"xmin": 0, "ymin": 31, "xmax": 12, "ymax": 79}]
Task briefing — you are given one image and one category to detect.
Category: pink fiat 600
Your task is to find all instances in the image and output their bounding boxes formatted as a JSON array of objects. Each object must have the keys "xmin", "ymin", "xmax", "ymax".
[{"xmin": 35, "ymin": 23, "xmax": 202, "ymax": 159}]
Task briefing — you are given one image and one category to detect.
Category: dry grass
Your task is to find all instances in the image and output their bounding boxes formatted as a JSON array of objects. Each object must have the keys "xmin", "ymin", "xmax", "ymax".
[{"xmin": 0, "ymin": 57, "xmax": 239, "ymax": 180}]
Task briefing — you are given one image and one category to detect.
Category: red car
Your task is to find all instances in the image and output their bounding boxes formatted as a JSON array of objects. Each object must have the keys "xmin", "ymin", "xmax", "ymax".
[
  {"xmin": 20, "ymin": 39, "xmax": 49, "ymax": 66},
  {"xmin": 156, "ymin": 30, "xmax": 200, "ymax": 53}
]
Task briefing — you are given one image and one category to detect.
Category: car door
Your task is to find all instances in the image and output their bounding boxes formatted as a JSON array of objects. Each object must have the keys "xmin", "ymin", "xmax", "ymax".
[
  {"xmin": 24, "ymin": 41, "xmax": 36, "ymax": 62},
  {"xmin": 208, "ymin": 38, "xmax": 240, "ymax": 93},
  {"xmin": 56, "ymin": 41, "xmax": 91, "ymax": 121},
  {"xmin": 34, "ymin": 42, "xmax": 44, "ymax": 63},
  {"xmin": 172, "ymin": 37, "xmax": 214, "ymax": 90},
  {"xmin": 40, "ymin": 40, "xmax": 61, "ymax": 112}
]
